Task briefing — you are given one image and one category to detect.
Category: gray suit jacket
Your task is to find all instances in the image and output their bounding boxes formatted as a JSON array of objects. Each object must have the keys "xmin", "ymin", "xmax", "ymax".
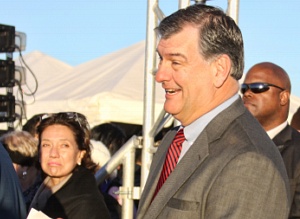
[{"xmin": 137, "ymin": 98, "xmax": 290, "ymax": 219}]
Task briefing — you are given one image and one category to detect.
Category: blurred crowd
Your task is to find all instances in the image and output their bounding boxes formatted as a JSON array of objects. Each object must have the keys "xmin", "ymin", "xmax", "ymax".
[
  {"xmin": 0, "ymin": 111, "xmax": 171, "ymax": 219},
  {"xmin": 1, "ymin": 106, "xmax": 299, "ymax": 219}
]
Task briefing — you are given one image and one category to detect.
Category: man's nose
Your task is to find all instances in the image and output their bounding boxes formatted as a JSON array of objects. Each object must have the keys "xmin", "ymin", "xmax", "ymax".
[{"xmin": 155, "ymin": 64, "xmax": 171, "ymax": 83}]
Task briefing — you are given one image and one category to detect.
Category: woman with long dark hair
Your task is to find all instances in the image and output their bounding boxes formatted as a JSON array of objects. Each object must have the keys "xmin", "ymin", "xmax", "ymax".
[{"xmin": 29, "ymin": 112, "xmax": 110, "ymax": 219}]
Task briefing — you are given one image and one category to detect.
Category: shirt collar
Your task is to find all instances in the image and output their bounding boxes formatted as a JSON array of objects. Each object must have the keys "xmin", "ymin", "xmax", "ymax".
[
  {"xmin": 267, "ymin": 121, "xmax": 288, "ymax": 140},
  {"xmin": 184, "ymin": 94, "xmax": 239, "ymax": 144}
]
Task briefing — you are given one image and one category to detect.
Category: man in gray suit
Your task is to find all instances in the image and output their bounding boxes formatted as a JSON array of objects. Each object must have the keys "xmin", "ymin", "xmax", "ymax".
[
  {"xmin": 137, "ymin": 4, "xmax": 290, "ymax": 219},
  {"xmin": 242, "ymin": 62, "xmax": 300, "ymax": 218}
]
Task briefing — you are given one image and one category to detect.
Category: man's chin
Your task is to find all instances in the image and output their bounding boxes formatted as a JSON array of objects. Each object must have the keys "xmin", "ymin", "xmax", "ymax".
[
  {"xmin": 244, "ymin": 105, "xmax": 257, "ymax": 117},
  {"xmin": 244, "ymin": 103, "xmax": 254, "ymax": 111},
  {"xmin": 164, "ymin": 104, "xmax": 177, "ymax": 115}
]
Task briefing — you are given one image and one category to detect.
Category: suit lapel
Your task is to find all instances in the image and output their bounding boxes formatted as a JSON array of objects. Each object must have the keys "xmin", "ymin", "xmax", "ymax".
[
  {"xmin": 272, "ymin": 125, "xmax": 292, "ymax": 152},
  {"xmin": 139, "ymin": 98, "xmax": 246, "ymax": 218},
  {"xmin": 147, "ymin": 130, "xmax": 210, "ymax": 218},
  {"xmin": 137, "ymin": 129, "xmax": 178, "ymax": 218}
]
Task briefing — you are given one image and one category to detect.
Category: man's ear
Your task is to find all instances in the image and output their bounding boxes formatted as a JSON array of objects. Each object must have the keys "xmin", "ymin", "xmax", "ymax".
[
  {"xmin": 280, "ymin": 90, "xmax": 290, "ymax": 106},
  {"xmin": 212, "ymin": 54, "xmax": 231, "ymax": 88}
]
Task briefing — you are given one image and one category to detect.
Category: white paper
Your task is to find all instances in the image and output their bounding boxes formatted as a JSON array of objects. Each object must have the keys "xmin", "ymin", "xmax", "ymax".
[{"xmin": 27, "ymin": 208, "xmax": 52, "ymax": 219}]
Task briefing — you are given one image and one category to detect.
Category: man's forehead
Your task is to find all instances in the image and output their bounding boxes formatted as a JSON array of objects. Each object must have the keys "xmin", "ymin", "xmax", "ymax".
[{"xmin": 245, "ymin": 69, "xmax": 281, "ymax": 85}]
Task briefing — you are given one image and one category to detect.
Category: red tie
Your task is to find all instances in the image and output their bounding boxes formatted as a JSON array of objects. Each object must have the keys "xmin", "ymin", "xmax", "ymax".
[{"xmin": 153, "ymin": 128, "xmax": 185, "ymax": 199}]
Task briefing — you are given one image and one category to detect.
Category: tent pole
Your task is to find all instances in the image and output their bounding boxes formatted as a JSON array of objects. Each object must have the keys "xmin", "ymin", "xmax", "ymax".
[
  {"xmin": 178, "ymin": 0, "xmax": 190, "ymax": 8},
  {"xmin": 227, "ymin": 0, "xmax": 240, "ymax": 24},
  {"xmin": 141, "ymin": 0, "xmax": 159, "ymax": 193},
  {"xmin": 141, "ymin": 0, "xmax": 191, "ymax": 194}
]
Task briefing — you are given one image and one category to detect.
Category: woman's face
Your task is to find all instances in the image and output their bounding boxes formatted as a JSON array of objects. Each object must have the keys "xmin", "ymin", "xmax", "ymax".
[{"xmin": 40, "ymin": 124, "xmax": 85, "ymax": 186}]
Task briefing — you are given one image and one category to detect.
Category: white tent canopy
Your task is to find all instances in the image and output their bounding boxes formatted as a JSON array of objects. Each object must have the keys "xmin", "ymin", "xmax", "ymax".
[
  {"xmin": 18, "ymin": 51, "xmax": 73, "ymax": 100},
  {"xmin": 15, "ymin": 41, "xmax": 166, "ymax": 127}
]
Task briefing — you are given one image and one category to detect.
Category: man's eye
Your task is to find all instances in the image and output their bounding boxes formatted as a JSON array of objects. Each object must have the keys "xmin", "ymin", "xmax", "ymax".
[
  {"xmin": 157, "ymin": 54, "xmax": 162, "ymax": 60},
  {"xmin": 157, "ymin": 57, "xmax": 163, "ymax": 64}
]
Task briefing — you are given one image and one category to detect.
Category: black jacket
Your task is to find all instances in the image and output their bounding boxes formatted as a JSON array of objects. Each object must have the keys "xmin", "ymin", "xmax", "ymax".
[
  {"xmin": 273, "ymin": 125, "xmax": 300, "ymax": 218},
  {"xmin": 42, "ymin": 166, "xmax": 110, "ymax": 219}
]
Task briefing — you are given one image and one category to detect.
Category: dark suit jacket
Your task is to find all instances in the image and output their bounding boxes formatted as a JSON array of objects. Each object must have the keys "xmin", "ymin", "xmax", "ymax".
[
  {"xmin": 273, "ymin": 125, "xmax": 300, "ymax": 218},
  {"xmin": 0, "ymin": 144, "xmax": 27, "ymax": 219},
  {"xmin": 137, "ymin": 98, "xmax": 290, "ymax": 219}
]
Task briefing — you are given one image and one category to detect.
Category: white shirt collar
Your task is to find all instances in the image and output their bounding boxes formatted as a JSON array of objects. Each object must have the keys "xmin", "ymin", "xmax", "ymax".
[{"xmin": 266, "ymin": 121, "xmax": 288, "ymax": 140}]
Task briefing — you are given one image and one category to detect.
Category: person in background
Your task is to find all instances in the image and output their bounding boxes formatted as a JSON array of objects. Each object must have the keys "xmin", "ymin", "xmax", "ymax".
[
  {"xmin": 137, "ymin": 4, "xmax": 290, "ymax": 219},
  {"xmin": 91, "ymin": 122, "xmax": 127, "ymax": 156},
  {"xmin": 91, "ymin": 123, "xmax": 127, "ymax": 197},
  {"xmin": 0, "ymin": 143, "xmax": 27, "ymax": 219},
  {"xmin": 242, "ymin": 62, "xmax": 300, "ymax": 218},
  {"xmin": 0, "ymin": 130, "xmax": 42, "ymax": 211},
  {"xmin": 90, "ymin": 139, "xmax": 111, "ymax": 171},
  {"xmin": 90, "ymin": 139, "xmax": 122, "ymax": 219},
  {"xmin": 91, "ymin": 122, "xmax": 127, "ymax": 219},
  {"xmin": 291, "ymin": 107, "xmax": 300, "ymax": 131},
  {"xmin": 29, "ymin": 112, "xmax": 110, "ymax": 219},
  {"xmin": 22, "ymin": 113, "xmax": 45, "ymax": 139}
]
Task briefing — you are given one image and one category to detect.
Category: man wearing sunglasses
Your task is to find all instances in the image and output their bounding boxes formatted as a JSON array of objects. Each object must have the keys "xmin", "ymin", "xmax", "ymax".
[{"xmin": 242, "ymin": 61, "xmax": 300, "ymax": 218}]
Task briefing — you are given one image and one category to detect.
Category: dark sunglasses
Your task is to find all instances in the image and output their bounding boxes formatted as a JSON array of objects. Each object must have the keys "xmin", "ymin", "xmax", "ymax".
[{"xmin": 241, "ymin": 82, "xmax": 285, "ymax": 94}]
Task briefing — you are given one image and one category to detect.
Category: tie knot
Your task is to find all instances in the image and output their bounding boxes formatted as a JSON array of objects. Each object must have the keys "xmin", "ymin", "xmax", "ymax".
[{"xmin": 174, "ymin": 128, "xmax": 185, "ymax": 143}]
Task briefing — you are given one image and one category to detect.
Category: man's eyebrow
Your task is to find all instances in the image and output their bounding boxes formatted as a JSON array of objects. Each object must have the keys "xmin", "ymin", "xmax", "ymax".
[{"xmin": 156, "ymin": 49, "xmax": 188, "ymax": 61}]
